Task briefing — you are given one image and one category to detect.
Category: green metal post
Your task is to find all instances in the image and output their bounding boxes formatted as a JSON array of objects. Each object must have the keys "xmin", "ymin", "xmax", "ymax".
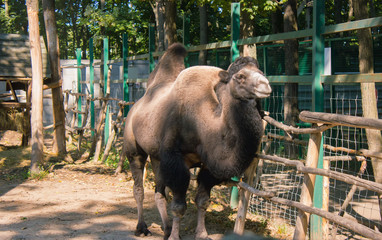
[
  {"xmin": 103, "ymin": 37, "xmax": 110, "ymax": 146},
  {"xmin": 311, "ymin": 1, "xmax": 325, "ymax": 239},
  {"xmin": 149, "ymin": 23, "xmax": 155, "ymax": 73},
  {"xmin": 231, "ymin": 2, "xmax": 240, "ymax": 62},
  {"xmin": 123, "ymin": 33, "xmax": 129, "ymax": 117},
  {"xmin": 89, "ymin": 38, "xmax": 95, "ymax": 137},
  {"xmin": 183, "ymin": 15, "xmax": 190, "ymax": 68},
  {"xmin": 230, "ymin": 2, "xmax": 240, "ymax": 209},
  {"xmin": 76, "ymin": 48, "xmax": 82, "ymax": 128}
]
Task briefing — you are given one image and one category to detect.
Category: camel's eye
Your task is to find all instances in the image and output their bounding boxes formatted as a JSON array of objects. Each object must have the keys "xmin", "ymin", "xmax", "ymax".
[{"xmin": 236, "ymin": 74, "xmax": 245, "ymax": 79}]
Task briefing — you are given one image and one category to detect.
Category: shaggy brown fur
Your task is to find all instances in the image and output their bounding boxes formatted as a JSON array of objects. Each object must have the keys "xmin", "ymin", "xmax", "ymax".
[{"xmin": 121, "ymin": 43, "xmax": 271, "ymax": 240}]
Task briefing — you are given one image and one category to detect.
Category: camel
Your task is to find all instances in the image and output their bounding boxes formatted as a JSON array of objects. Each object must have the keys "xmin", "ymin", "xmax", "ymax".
[{"xmin": 120, "ymin": 43, "xmax": 272, "ymax": 240}]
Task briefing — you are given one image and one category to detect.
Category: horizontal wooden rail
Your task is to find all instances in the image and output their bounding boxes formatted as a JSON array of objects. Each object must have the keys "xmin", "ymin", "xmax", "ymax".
[
  {"xmin": 0, "ymin": 102, "xmax": 30, "ymax": 108},
  {"xmin": 299, "ymin": 111, "xmax": 382, "ymax": 130},
  {"xmin": 324, "ymin": 16, "xmax": 382, "ymax": 35},
  {"xmin": 258, "ymin": 154, "xmax": 382, "ymax": 194},
  {"xmin": 263, "ymin": 115, "xmax": 334, "ymax": 134},
  {"xmin": 237, "ymin": 181, "xmax": 382, "ymax": 240},
  {"xmin": 322, "ymin": 73, "xmax": 382, "ymax": 84}
]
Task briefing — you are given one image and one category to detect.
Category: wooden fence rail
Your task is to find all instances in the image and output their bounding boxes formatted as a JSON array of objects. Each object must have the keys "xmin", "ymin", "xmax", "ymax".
[
  {"xmin": 233, "ymin": 111, "xmax": 382, "ymax": 240},
  {"xmin": 63, "ymin": 90, "xmax": 133, "ymax": 162}
]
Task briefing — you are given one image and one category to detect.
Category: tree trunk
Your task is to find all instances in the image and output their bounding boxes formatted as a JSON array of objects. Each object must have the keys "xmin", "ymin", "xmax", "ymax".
[
  {"xmin": 198, "ymin": 4, "xmax": 208, "ymax": 65},
  {"xmin": 42, "ymin": 0, "xmax": 66, "ymax": 154},
  {"xmin": 354, "ymin": 0, "xmax": 382, "ymax": 230},
  {"xmin": 164, "ymin": 0, "xmax": 177, "ymax": 49},
  {"xmin": 99, "ymin": 0, "xmax": 105, "ymax": 93},
  {"xmin": 240, "ymin": 5, "xmax": 256, "ymax": 58},
  {"xmin": 153, "ymin": 0, "xmax": 165, "ymax": 52},
  {"xmin": 334, "ymin": 0, "xmax": 343, "ymax": 24},
  {"xmin": 271, "ymin": 6, "xmax": 283, "ymax": 34},
  {"xmin": 4, "ymin": 0, "xmax": 9, "ymax": 16},
  {"xmin": 283, "ymin": 0, "xmax": 299, "ymax": 159},
  {"xmin": 27, "ymin": 0, "xmax": 44, "ymax": 174},
  {"xmin": 348, "ymin": 0, "xmax": 354, "ymax": 22}
]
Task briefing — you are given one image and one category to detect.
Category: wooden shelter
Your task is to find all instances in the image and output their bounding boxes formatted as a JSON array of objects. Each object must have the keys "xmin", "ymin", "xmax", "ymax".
[{"xmin": 0, "ymin": 33, "xmax": 50, "ymax": 145}]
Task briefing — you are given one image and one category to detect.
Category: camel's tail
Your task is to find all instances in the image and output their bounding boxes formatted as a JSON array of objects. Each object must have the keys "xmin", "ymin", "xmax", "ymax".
[{"xmin": 147, "ymin": 43, "xmax": 187, "ymax": 88}]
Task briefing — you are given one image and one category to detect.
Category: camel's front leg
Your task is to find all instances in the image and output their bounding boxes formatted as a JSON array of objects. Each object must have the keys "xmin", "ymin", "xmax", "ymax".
[
  {"xmin": 195, "ymin": 169, "xmax": 222, "ymax": 240},
  {"xmin": 160, "ymin": 149, "xmax": 190, "ymax": 240}
]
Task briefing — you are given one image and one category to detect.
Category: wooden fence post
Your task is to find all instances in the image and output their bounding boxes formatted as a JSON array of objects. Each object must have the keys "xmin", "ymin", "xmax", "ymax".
[
  {"xmin": 293, "ymin": 127, "xmax": 322, "ymax": 240},
  {"xmin": 233, "ymin": 159, "xmax": 258, "ymax": 234}
]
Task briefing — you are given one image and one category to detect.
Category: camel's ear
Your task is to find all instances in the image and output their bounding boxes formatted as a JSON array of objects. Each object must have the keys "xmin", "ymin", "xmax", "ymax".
[
  {"xmin": 232, "ymin": 72, "xmax": 247, "ymax": 84},
  {"xmin": 218, "ymin": 70, "xmax": 229, "ymax": 83}
]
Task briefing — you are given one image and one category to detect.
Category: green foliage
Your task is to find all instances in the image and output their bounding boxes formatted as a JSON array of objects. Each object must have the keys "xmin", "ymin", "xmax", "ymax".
[
  {"xmin": 29, "ymin": 166, "xmax": 50, "ymax": 180},
  {"xmin": 0, "ymin": 0, "xmax": 28, "ymax": 34},
  {"xmin": 0, "ymin": 8, "xmax": 11, "ymax": 32},
  {"xmin": 103, "ymin": 146, "xmax": 129, "ymax": 170},
  {"xmin": 1, "ymin": 0, "xmax": 382, "ymax": 60}
]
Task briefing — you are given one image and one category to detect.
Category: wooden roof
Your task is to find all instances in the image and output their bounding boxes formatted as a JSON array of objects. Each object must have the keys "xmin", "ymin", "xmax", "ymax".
[{"xmin": 0, "ymin": 33, "xmax": 50, "ymax": 79}]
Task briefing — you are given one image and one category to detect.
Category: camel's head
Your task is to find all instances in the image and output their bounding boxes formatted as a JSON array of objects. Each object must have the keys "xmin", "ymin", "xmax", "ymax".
[{"xmin": 225, "ymin": 57, "xmax": 272, "ymax": 100}]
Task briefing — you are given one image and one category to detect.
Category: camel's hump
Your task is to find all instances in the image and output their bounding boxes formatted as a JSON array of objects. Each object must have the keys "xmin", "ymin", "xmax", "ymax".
[
  {"xmin": 173, "ymin": 66, "xmax": 226, "ymax": 105},
  {"xmin": 147, "ymin": 43, "xmax": 187, "ymax": 88},
  {"xmin": 175, "ymin": 66, "xmax": 225, "ymax": 88}
]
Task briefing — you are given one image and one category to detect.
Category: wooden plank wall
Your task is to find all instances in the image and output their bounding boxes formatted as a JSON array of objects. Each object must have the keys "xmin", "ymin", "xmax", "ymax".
[{"xmin": 0, "ymin": 33, "xmax": 50, "ymax": 78}]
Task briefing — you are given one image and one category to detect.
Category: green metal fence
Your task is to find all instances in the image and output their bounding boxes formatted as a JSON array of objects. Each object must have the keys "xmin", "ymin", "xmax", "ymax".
[{"xmin": 66, "ymin": 2, "xmax": 382, "ymax": 239}]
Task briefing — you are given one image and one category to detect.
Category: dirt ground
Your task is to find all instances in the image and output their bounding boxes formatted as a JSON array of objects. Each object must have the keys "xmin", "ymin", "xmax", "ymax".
[{"xmin": 0, "ymin": 131, "xmax": 276, "ymax": 240}]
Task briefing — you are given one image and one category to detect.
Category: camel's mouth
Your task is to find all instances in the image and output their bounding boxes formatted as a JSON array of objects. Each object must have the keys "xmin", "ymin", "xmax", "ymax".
[{"xmin": 255, "ymin": 89, "xmax": 272, "ymax": 98}]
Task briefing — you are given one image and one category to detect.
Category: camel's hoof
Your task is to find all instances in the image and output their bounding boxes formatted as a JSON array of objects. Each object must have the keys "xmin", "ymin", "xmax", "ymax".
[
  {"xmin": 135, "ymin": 222, "xmax": 152, "ymax": 237},
  {"xmin": 195, "ymin": 231, "xmax": 210, "ymax": 240},
  {"xmin": 163, "ymin": 226, "xmax": 172, "ymax": 240},
  {"xmin": 167, "ymin": 236, "xmax": 181, "ymax": 240}
]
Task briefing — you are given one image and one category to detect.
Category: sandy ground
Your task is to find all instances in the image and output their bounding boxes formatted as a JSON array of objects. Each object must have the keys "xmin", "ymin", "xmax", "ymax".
[
  {"xmin": 0, "ymin": 130, "xmax": 280, "ymax": 240},
  {"xmin": 0, "ymin": 163, "xmax": 232, "ymax": 240}
]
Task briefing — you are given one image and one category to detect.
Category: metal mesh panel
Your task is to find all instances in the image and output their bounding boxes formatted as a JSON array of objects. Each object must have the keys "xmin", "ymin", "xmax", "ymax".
[{"xmin": 248, "ymin": 83, "xmax": 382, "ymax": 239}]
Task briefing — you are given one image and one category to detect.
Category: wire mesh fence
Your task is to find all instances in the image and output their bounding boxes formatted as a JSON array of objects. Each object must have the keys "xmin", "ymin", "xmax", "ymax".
[
  {"xmin": 60, "ymin": 45, "xmax": 382, "ymax": 239},
  {"xmin": 248, "ymin": 83, "xmax": 382, "ymax": 239}
]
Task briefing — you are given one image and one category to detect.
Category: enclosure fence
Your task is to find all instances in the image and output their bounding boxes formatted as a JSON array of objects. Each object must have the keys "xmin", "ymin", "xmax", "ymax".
[{"xmin": 60, "ymin": 2, "xmax": 382, "ymax": 239}]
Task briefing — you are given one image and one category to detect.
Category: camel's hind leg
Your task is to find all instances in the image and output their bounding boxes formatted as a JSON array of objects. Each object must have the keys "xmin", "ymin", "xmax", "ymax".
[
  {"xmin": 195, "ymin": 168, "xmax": 222, "ymax": 239},
  {"xmin": 151, "ymin": 157, "xmax": 172, "ymax": 239},
  {"xmin": 129, "ymin": 153, "xmax": 151, "ymax": 237},
  {"xmin": 160, "ymin": 149, "xmax": 190, "ymax": 240}
]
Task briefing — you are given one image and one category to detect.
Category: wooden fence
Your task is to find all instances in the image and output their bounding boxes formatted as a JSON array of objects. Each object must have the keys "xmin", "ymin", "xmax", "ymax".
[{"xmin": 233, "ymin": 111, "xmax": 382, "ymax": 240}]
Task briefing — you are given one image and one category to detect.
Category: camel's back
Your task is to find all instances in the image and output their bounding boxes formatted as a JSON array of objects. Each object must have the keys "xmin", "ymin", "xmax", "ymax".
[{"xmin": 174, "ymin": 66, "xmax": 224, "ymax": 109}]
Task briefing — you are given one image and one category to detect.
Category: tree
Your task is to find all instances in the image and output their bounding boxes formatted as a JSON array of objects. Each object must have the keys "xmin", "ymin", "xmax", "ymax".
[
  {"xmin": 164, "ymin": 0, "xmax": 177, "ymax": 49},
  {"xmin": 42, "ymin": 0, "xmax": 66, "ymax": 154},
  {"xmin": 0, "ymin": 0, "xmax": 28, "ymax": 34},
  {"xmin": 152, "ymin": 0, "xmax": 165, "ymax": 51},
  {"xmin": 198, "ymin": 3, "xmax": 208, "ymax": 64},
  {"xmin": 26, "ymin": 0, "xmax": 44, "ymax": 174},
  {"xmin": 353, "ymin": 0, "xmax": 382, "ymax": 230},
  {"xmin": 240, "ymin": 1, "xmax": 257, "ymax": 58},
  {"xmin": 283, "ymin": 0, "xmax": 299, "ymax": 158}
]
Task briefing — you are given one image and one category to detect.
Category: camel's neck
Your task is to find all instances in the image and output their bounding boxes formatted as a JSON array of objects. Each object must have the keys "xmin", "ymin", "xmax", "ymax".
[
  {"xmin": 219, "ymin": 85, "xmax": 262, "ymax": 136},
  {"xmin": 207, "ymin": 86, "xmax": 263, "ymax": 179},
  {"xmin": 225, "ymin": 94, "xmax": 262, "ymax": 144}
]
